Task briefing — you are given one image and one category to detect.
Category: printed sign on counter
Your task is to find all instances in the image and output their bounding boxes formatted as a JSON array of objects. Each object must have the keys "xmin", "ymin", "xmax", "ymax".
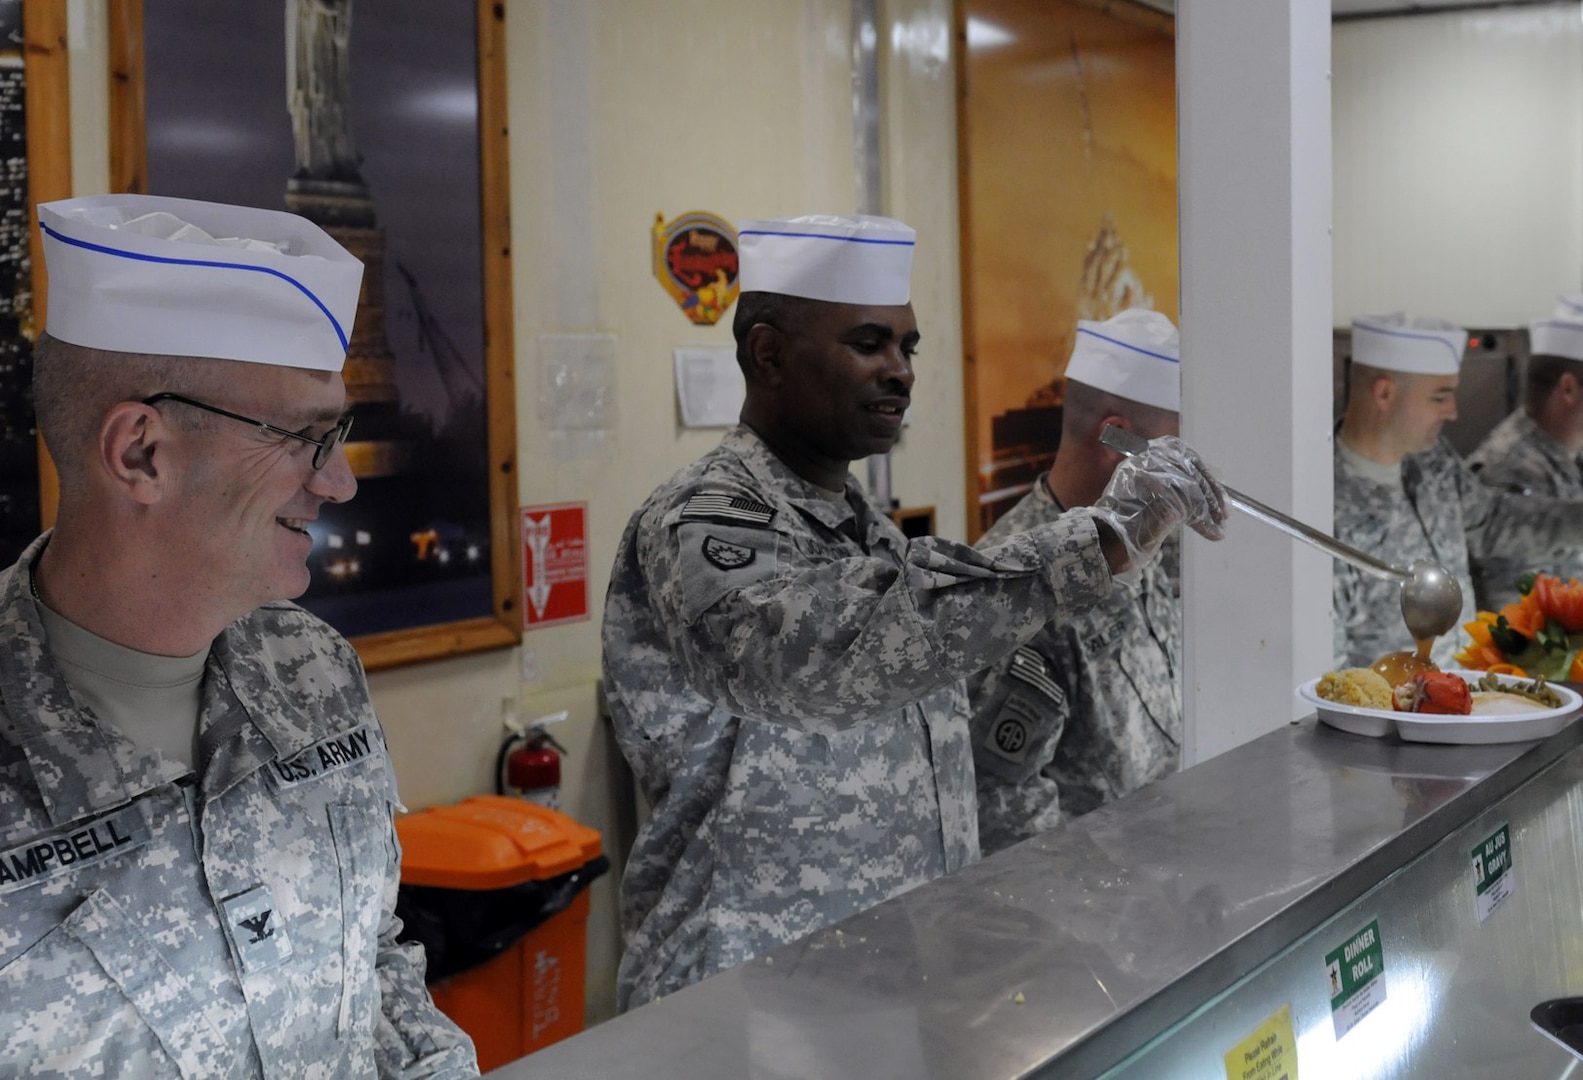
[
  {"xmin": 520, "ymin": 502, "xmax": 589, "ymax": 629},
  {"xmin": 1325, "ymin": 918, "xmax": 1386, "ymax": 1040},
  {"xmin": 1472, "ymin": 824, "xmax": 1514, "ymax": 922},
  {"xmin": 1223, "ymin": 1004, "xmax": 1298, "ymax": 1080}
]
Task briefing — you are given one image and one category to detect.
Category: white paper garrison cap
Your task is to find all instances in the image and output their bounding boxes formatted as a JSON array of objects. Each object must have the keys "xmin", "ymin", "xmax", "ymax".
[
  {"xmin": 1065, "ymin": 309, "xmax": 1180, "ymax": 411},
  {"xmin": 1531, "ymin": 318, "xmax": 1583, "ymax": 362},
  {"xmin": 38, "ymin": 193, "xmax": 364, "ymax": 372},
  {"xmin": 736, "ymin": 213, "xmax": 915, "ymax": 306},
  {"xmin": 1350, "ymin": 312, "xmax": 1467, "ymax": 376}
]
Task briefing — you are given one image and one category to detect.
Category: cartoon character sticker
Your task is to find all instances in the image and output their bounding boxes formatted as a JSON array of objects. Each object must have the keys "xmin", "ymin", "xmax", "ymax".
[{"xmin": 652, "ymin": 210, "xmax": 740, "ymax": 325}]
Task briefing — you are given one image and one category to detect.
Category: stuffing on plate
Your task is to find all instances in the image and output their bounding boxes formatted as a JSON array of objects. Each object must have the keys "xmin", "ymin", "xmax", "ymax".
[{"xmin": 1315, "ymin": 668, "xmax": 1393, "ymax": 711}]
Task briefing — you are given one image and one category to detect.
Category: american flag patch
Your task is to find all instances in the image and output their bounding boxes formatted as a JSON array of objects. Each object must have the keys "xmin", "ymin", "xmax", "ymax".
[
  {"xmin": 679, "ymin": 493, "xmax": 776, "ymax": 527},
  {"xmin": 1007, "ymin": 646, "xmax": 1063, "ymax": 703}
]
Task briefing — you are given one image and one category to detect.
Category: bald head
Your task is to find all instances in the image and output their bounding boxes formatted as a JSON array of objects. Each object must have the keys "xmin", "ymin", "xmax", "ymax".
[
  {"xmin": 1060, "ymin": 380, "xmax": 1178, "ymax": 447},
  {"xmin": 1340, "ymin": 360, "xmax": 1459, "ymax": 464},
  {"xmin": 32, "ymin": 333, "xmax": 249, "ymax": 501},
  {"xmin": 1047, "ymin": 380, "xmax": 1178, "ymax": 510}
]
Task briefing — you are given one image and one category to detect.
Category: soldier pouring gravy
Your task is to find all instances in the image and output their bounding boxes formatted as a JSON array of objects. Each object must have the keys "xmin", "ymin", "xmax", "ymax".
[{"xmin": 601, "ymin": 213, "xmax": 1230, "ymax": 1010}]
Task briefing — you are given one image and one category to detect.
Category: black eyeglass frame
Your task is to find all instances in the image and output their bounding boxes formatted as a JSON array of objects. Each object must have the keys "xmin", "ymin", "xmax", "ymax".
[{"xmin": 141, "ymin": 392, "xmax": 354, "ymax": 470}]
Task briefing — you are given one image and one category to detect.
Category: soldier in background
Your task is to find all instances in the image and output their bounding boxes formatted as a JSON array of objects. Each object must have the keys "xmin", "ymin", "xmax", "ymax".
[
  {"xmin": 969, "ymin": 309, "xmax": 1183, "ymax": 854},
  {"xmin": 1, "ymin": 194, "xmax": 476, "ymax": 1077},
  {"xmin": 1332, "ymin": 311, "xmax": 1583, "ymax": 669},
  {"xmin": 1468, "ymin": 298, "xmax": 1583, "ymax": 608},
  {"xmin": 601, "ymin": 213, "xmax": 1229, "ymax": 1011}
]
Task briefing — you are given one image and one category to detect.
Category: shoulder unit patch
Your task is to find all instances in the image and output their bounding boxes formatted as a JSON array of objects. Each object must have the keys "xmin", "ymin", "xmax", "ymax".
[
  {"xmin": 680, "ymin": 492, "xmax": 776, "ymax": 527},
  {"xmin": 984, "ymin": 703, "xmax": 1035, "ymax": 765},
  {"xmin": 702, "ymin": 535, "xmax": 757, "ymax": 570}
]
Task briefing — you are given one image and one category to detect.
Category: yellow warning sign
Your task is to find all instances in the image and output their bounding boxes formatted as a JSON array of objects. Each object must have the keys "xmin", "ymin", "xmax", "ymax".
[{"xmin": 1223, "ymin": 1004, "xmax": 1298, "ymax": 1080}]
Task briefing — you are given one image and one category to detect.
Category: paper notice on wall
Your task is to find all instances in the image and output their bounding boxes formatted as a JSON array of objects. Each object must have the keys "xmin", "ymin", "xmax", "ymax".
[{"xmin": 674, "ymin": 346, "xmax": 745, "ymax": 428}]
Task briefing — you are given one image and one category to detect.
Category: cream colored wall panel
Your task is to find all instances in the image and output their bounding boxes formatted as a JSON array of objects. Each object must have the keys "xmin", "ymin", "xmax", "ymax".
[
  {"xmin": 1333, "ymin": 6, "xmax": 1583, "ymax": 326},
  {"xmin": 885, "ymin": 0, "xmax": 966, "ymax": 540},
  {"xmin": 66, "ymin": 0, "xmax": 108, "ymax": 196},
  {"xmin": 370, "ymin": 653, "xmax": 520, "ymax": 808},
  {"xmin": 506, "ymin": 0, "xmax": 861, "ymax": 738}
]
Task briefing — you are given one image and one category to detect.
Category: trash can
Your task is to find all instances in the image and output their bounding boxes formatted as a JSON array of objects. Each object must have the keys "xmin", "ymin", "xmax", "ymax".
[{"xmin": 395, "ymin": 795, "xmax": 608, "ymax": 1072}]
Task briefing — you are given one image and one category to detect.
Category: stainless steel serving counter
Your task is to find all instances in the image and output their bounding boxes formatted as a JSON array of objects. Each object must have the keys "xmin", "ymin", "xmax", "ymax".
[{"xmin": 491, "ymin": 715, "xmax": 1583, "ymax": 1078}]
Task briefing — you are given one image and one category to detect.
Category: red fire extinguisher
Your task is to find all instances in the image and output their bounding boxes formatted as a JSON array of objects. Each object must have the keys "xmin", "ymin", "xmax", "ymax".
[{"xmin": 496, "ymin": 709, "xmax": 569, "ymax": 809}]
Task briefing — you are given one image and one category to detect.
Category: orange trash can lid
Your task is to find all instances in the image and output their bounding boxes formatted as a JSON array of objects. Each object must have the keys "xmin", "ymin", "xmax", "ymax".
[{"xmin": 396, "ymin": 795, "xmax": 603, "ymax": 889}]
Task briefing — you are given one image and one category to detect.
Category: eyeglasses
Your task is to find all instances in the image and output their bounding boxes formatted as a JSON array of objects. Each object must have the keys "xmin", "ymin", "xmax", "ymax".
[{"xmin": 142, "ymin": 392, "xmax": 354, "ymax": 470}]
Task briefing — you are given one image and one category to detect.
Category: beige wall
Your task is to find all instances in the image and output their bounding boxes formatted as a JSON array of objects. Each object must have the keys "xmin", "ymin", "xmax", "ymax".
[
  {"xmin": 61, "ymin": 0, "xmax": 963, "ymax": 1028},
  {"xmin": 1333, "ymin": 5, "xmax": 1583, "ymax": 326}
]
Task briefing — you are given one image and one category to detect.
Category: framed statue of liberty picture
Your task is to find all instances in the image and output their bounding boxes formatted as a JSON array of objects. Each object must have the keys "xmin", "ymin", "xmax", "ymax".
[{"xmin": 107, "ymin": 0, "xmax": 521, "ymax": 670}]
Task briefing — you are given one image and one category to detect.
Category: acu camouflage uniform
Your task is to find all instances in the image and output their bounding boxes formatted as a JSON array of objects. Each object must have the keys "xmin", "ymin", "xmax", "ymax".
[
  {"xmin": 1467, "ymin": 410, "xmax": 1583, "ymax": 609},
  {"xmin": 602, "ymin": 425, "xmax": 1113, "ymax": 1010},
  {"xmin": 1333, "ymin": 437, "xmax": 1583, "ymax": 669},
  {"xmin": 968, "ymin": 483, "xmax": 1181, "ymax": 855},
  {"xmin": 0, "ymin": 535, "xmax": 478, "ymax": 1079}
]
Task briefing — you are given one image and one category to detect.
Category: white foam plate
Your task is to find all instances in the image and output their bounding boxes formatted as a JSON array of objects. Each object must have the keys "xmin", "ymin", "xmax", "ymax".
[
  {"xmin": 1294, "ymin": 676, "xmax": 1395, "ymax": 737},
  {"xmin": 1295, "ymin": 671, "xmax": 1583, "ymax": 745}
]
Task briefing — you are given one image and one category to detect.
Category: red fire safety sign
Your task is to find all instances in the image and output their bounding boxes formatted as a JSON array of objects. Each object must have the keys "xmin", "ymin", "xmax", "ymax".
[{"xmin": 520, "ymin": 502, "xmax": 589, "ymax": 629}]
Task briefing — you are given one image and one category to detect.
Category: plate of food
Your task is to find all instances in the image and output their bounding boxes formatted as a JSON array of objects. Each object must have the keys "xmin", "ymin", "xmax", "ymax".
[{"xmin": 1296, "ymin": 668, "xmax": 1583, "ymax": 745}]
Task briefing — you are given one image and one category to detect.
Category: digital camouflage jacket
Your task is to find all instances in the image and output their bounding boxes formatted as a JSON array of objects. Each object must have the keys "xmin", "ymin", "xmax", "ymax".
[
  {"xmin": 602, "ymin": 425, "xmax": 1113, "ymax": 1010},
  {"xmin": 968, "ymin": 483, "xmax": 1181, "ymax": 854},
  {"xmin": 0, "ymin": 534, "xmax": 477, "ymax": 1079}
]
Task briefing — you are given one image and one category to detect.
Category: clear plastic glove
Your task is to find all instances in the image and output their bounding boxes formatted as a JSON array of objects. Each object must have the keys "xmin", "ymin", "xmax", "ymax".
[{"xmin": 1088, "ymin": 435, "xmax": 1228, "ymax": 572}]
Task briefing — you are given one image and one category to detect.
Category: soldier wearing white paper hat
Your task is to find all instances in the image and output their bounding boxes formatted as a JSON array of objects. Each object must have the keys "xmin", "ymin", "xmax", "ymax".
[
  {"xmin": 2, "ymin": 194, "xmax": 478, "ymax": 1076},
  {"xmin": 1468, "ymin": 300, "xmax": 1583, "ymax": 608},
  {"xmin": 1333, "ymin": 311, "xmax": 1583, "ymax": 670},
  {"xmin": 602, "ymin": 216, "xmax": 1228, "ymax": 1010},
  {"xmin": 967, "ymin": 309, "xmax": 1187, "ymax": 854}
]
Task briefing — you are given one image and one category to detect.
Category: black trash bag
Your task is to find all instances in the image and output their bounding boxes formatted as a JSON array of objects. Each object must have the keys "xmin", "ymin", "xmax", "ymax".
[{"xmin": 396, "ymin": 854, "xmax": 610, "ymax": 982}]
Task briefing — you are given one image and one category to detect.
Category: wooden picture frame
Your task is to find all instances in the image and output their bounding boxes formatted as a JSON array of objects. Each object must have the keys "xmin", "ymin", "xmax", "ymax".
[
  {"xmin": 107, "ymin": 0, "xmax": 521, "ymax": 671},
  {"xmin": 3, "ymin": 0, "xmax": 72, "ymax": 555}
]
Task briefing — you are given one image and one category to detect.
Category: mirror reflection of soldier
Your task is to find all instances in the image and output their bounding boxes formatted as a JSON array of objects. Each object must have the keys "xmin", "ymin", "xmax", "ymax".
[
  {"xmin": 1333, "ymin": 312, "xmax": 1583, "ymax": 669},
  {"xmin": 602, "ymin": 213, "xmax": 1229, "ymax": 1011},
  {"xmin": 1, "ymin": 193, "xmax": 477, "ymax": 1076},
  {"xmin": 1468, "ymin": 298, "xmax": 1583, "ymax": 609},
  {"xmin": 970, "ymin": 310, "xmax": 1185, "ymax": 853}
]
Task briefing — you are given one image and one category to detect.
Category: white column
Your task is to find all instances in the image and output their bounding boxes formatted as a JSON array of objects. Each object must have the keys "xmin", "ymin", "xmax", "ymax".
[{"xmin": 1177, "ymin": 0, "xmax": 1334, "ymax": 763}]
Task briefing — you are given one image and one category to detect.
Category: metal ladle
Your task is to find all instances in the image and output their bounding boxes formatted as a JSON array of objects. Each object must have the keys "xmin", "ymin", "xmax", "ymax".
[{"xmin": 1098, "ymin": 425, "xmax": 1464, "ymax": 642}]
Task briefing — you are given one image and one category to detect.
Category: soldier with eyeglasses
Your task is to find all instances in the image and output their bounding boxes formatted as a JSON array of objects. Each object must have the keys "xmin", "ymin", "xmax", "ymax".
[{"xmin": 0, "ymin": 194, "xmax": 478, "ymax": 1077}]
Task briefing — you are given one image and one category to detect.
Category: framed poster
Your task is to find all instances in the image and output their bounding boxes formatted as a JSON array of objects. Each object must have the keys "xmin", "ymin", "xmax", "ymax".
[
  {"xmin": 0, "ymin": 1, "xmax": 69, "ymax": 567},
  {"xmin": 108, "ymin": 0, "xmax": 520, "ymax": 670}
]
